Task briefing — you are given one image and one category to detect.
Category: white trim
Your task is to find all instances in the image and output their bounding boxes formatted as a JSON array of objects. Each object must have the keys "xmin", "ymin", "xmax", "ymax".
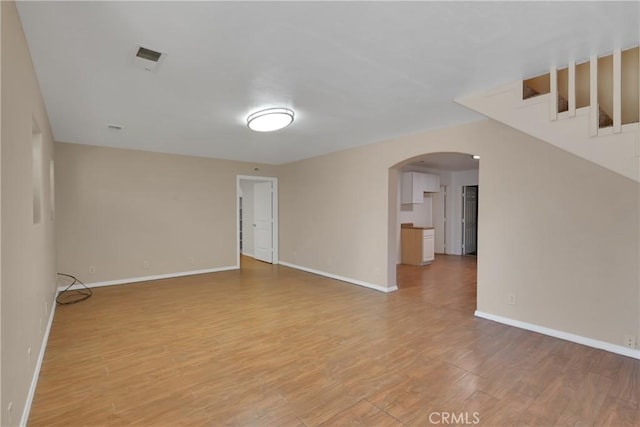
[
  {"xmin": 595, "ymin": 124, "xmax": 637, "ymax": 138},
  {"xmin": 589, "ymin": 55, "xmax": 598, "ymax": 136},
  {"xmin": 279, "ymin": 261, "xmax": 398, "ymax": 293},
  {"xmin": 57, "ymin": 266, "xmax": 238, "ymax": 291},
  {"xmin": 484, "ymin": 81, "xmax": 520, "ymax": 98},
  {"xmin": 613, "ymin": 48, "xmax": 622, "ymax": 133},
  {"xmin": 575, "ymin": 106, "xmax": 589, "ymax": 116},
  {"xmin": 20, "ymin": 298, "xmax": 57, "ymax": 427},
  {"xmin": 236, "ymin": 175, "xmax": 279, "ymax": 267},
  {"xmin": 475, "ymin": 311, "xmax": 640, "ymax": 360},
  {"xmin": 568, "ymin": 61, "xmax": 576, "ymax": 117},
  {"xmin": 597, "ymin": 126, "xmax": 614, "ymax": 137},
  {"xmin": 549, "ymin": 66, "xmax": 558, "ymax": 121},
  {"xmin": 518, "ymin": 92, "xmax": 549, "ymax": 108},
  {"xmin": 241, "ymin": 251, "xmax": 255, "ymax": 258}
]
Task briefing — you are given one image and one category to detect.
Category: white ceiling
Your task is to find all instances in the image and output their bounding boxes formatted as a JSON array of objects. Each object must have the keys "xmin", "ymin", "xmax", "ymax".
[
  {"xmin": 16, "ymin": 1, "xmax": 640, "ymax": 165},
  {"xmin": 406, "ymin": 153, "xmax": 480, "ymax": 172}
]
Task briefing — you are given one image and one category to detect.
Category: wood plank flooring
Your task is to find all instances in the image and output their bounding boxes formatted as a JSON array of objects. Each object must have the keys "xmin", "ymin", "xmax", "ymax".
[{"xmin": 29, "ymin": 255, "xmax": 639, "ymax": 426}]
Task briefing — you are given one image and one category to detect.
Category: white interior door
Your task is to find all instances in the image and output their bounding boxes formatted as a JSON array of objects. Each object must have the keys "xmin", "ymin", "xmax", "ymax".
[
  {"xmin": 432, "ymin": 185, "xmax": 446, "ymax": 254},
  {"xmin": 253, "ymin": 181, "xmax": 274, "ymax": 263}
]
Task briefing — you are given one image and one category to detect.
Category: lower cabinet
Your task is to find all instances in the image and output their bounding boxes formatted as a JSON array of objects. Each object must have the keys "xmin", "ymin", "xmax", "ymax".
[
  {"xmin": 401, "ymin": 227, "xmax": 435, "ymax": 266},
  {"xmin": 422, "ymin": 229, "xmax": 435, "ymax": 263}
]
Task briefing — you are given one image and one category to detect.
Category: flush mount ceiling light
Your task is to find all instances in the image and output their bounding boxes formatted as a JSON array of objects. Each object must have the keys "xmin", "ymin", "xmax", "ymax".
[
  {"xmin": 247, "ymin": 108, "xmax": 294, "ymax": 132},
  {"xmin": 472, "ymin": 155, "xmax": 481, "ymax": 160}
]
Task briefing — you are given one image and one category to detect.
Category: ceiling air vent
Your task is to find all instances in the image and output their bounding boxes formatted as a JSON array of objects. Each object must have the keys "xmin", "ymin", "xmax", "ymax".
[
  {"xmin": 133, "ymin": 45, "xmax": 166, "ymax": 72},
  {"xmin": 136, "ymin": 47, "xmax": 162, "ymax": 62}
]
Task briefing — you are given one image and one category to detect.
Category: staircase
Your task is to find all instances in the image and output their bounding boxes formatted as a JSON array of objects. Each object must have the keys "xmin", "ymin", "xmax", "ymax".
[{"xmin": 456, "ymin": 47, "xmax": 640, "ymax": 182}]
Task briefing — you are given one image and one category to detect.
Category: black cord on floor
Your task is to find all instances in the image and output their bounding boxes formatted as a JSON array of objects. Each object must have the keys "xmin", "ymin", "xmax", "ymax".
[{"xmin": 56, "ymin": 273, "xmax": 92, "ymax": 305}]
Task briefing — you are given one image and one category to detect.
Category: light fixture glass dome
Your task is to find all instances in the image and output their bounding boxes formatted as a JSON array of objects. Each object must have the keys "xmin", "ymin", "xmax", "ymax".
[{"xmin": 247, "ymin": 108, "xmax": 294, "ymax": 132}]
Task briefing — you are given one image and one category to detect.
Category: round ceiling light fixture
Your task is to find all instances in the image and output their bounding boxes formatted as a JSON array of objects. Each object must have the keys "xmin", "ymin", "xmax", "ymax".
[{"xmin": 247, "ymin": 108, "xmax": 294, "ymax": 132}]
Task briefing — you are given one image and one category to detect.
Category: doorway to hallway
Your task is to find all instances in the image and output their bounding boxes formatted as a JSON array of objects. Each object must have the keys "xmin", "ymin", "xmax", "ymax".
[{"xmin": 236, "ymin": 175, "xmax": 279, "ymax": 265}]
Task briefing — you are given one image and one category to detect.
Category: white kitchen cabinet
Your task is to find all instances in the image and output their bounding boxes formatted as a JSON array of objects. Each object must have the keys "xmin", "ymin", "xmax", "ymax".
[
  {"xmin": 423, "ymin": 174, "xmax": 440, "ymax": 193},
  {"xmin": 422, "ymin": 229, "xmax": 435, "ymax": 263},
  {"xmin": 401, "ymin": 172, "xmax": 440, "ymax": 204},
  {"xmin": 401, "ymin": 172, "xmax": 424, "ymax": 204}
]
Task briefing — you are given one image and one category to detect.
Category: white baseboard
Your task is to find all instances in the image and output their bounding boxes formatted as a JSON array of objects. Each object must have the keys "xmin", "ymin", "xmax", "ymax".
[
  {"xmin": 21, "ymin": 297, "xmax": 57, "ymax": 427},
  {"xmin": 57, "ymin": 265, "xmax": 239, "ymax": 291},
  {"xmin": 279, "ymin": 261, "xmax": 397, "ymax": 293},
  {"xmin": 475, "ymin": 311, "xmax": 640, "ymax": 360}
]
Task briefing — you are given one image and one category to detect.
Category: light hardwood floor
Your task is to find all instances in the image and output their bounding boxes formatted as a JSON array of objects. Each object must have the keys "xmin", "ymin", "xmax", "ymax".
[{"xmin": 29, "ymin": 256, "xmax": 638, "ymax": 426}]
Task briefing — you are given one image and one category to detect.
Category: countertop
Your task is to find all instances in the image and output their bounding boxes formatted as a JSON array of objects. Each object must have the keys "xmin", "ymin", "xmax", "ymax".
[{"xmin": 401, "ymin": 224, "xmax": 435, "ymax": 230}]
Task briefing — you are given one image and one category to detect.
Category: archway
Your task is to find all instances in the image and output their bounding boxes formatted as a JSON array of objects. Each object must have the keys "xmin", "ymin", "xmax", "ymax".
[{"xmin": 388, "ymin": 152, "xmax": 479, "ymax": 308}]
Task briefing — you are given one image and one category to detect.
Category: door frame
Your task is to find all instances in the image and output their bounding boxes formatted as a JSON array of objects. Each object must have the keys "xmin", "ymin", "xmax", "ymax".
[
  {"xmin": 432, "ymin": 184, "xmax": 447, "ymax": 254},
  {"xmin": 236, "ymin": 175, "xmax": 279, "ymax": 266},
  {"xmin": 461, "ymin": 185, "xmax": 478, "ymax": 255}
]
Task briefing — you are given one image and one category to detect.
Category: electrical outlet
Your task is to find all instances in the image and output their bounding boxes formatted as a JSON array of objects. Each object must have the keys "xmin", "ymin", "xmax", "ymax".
[
  {"xmin": 89, "ymin": 265, "xmax": 96, "ymax": 274},
  {"xmin": 508, "ymin": 294, "xmax": 516, "ymax": 305},
  {"xmin": 624, "ymin": 335, "xmax": 636, "ymax": 348},
  {"xmin": 189, "ymin": 257, "xmax": 195, "ymax": 265},
  {"xmin": 143, "ymin": 260, "xmax": 150, "ymax": 269},
  {"xmin": 44, "ymin": 300, "xmax": 48, "ymax": 315}
]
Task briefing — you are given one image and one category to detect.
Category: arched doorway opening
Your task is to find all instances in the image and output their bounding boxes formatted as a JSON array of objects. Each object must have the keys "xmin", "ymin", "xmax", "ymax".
[{"xmin": 388, "ymin": 152, "xmax": 479, "ymax": 312}]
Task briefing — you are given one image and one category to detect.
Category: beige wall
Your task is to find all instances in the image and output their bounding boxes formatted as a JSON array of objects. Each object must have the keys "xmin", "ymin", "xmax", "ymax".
[
  {"xmin": 575, "ymin": 61, "xmax": 590, "ymax": 109},
  {"xmin": 621, "ymin": 47, "xmax": 639, "ymax": 125},
  {"xmin": 1, "ymin": 1, "xmax": 57, "ymax": 424},
  {"xmin": 524, "ymin": 73, "xmax": 550, "ymax": 95},
  {"xmin": 598, "ymin": 55, "xmax": 614, "ymax": 119},
  {"xmin": 55, "ymin": 143, "xmax": 278, "ymax": 283},
  {"xmin": 4, "ymin": 4, "xmax": 638, "ymax": 420},
  {"xmin": 1, "ymin": 0, "xmax": 4, "ymax": 415},
  {"xmin": 557, "ymin": 67, "xmax": 568, "ymax": 108},
  {"xmin": 279, "ymin": 119, "xmax": 639, "ymax": 348},
  {"xmin": 279, "ymin": 144, "xmax": 391, "ymax": 286}
]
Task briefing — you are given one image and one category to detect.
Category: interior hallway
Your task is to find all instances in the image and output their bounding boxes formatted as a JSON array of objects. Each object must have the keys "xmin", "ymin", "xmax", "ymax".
[{"xmin": 28, "ymin": 256, "xmax": 638, "ymax": 426}]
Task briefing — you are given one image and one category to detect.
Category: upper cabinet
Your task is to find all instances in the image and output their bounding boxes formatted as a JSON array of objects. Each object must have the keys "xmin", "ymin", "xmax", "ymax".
[
  {"xmin": 401, "ymin": 172, "xmax": 440, "ymax": 204},
  {"xmin": 423, "ymin": 173, "xmax": 440, "ymax": 192}
]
